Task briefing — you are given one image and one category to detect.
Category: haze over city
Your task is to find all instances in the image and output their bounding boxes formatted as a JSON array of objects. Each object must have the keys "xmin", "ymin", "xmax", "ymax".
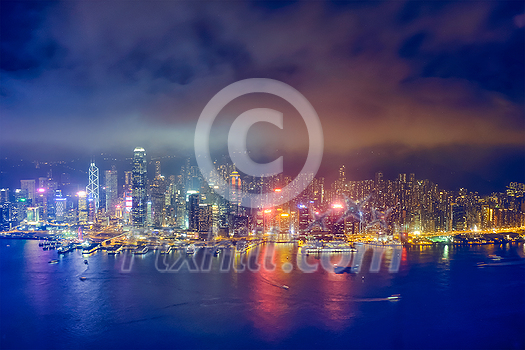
[{"xmin": 2, "ymin": 1, "xmax": 524, "ymax": 193}]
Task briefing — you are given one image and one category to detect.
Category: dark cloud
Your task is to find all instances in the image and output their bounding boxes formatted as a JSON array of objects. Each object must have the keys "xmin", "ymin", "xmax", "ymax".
[{"xmin": 0, "ymin": 0, "xmax": 523, "ymax": 191}]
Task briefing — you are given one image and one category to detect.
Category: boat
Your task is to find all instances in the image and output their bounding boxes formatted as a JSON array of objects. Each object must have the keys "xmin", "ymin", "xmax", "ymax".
[
  {"xmin": 282, "ymin": 285, "xmax": 289, "ymax": 290},
  {"xmin": 186, "ymin": 244, "xmax": 196, "ymax": 255},
  {"xmin": 48, "ymin": 259, "xmax": 59, "ymax": 264},
  {"xmin": 57, "ymin": 243, "xmax": 74, "ymax": 254},
  {"xmin": 79, "ymin": 276, "xmax": 87, "ymax": 281},
  {"xmin": 160, "ymin": 246, "xmax": 173, "ymax": 254},
  {"xmin": 489, "ymin": 254, "xmax": 503, "ymax": 261},
  {"xmin": 334, "ymin": 265, "xmax": 357, "ymax": 274},
  {"xmin": 364, "ymin": 240, "xmax": 403, "ymax": 247},
  {"xmin": 388, "ymin": 294, "xmax": 401, "ymax": 300},
  {"xmin": 133, "ymin": 246, "xmax": 149, "ymax": 255},
  {"xmin": 106, "ymin": 245, "xmax": 123, "ymax": 255},
  {"xmin": 82, "ymin": 243, "xmax": 100, "ymax": 255}
]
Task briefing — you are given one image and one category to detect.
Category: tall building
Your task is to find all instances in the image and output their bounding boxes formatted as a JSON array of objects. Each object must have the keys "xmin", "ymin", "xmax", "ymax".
[
  {"xmin": 105, "ymin": 167, "xmax": 118, "ymax": 216},
  {"xmin": 55, "ymin": 196, "xmax": 66, "ymax": 222},
  {"xmin": 20, "ymin": 180, "xmax": 36, "ymax": 204},
  {"xmin": 124, "ymin": 171, "xmax": 132, "ymax": 192},
  {"xmin": 155, "ymin": 160, "xmax": 161, "ymax": 178},
  {"xmin": 0, "ymin": 189, "xmax": 9, "ymax": 203},
  {"xmin": 77, "ymin": 191, "xmax": 88, "ymax": 224},
  {"xmin": 229, "ymin": 170, "xmax": 242, "ymax": 211},
  {"xmin": 188, "ymin": 193, "xmax": 200, "ymax": 231},
  {"xmin": 150, "ymin": 175, "xmax": 166, "ymax": 228},
  {"xmin": 86, "ymin": 162, "xmax": 100, "ymax": 211},
  {"xmin": 132, "ymin": 147, "xmax": 147, "ymax": 228},
  {"xmin": 198, "ymin": 203, "xmax": 212, "ymax": 234}
]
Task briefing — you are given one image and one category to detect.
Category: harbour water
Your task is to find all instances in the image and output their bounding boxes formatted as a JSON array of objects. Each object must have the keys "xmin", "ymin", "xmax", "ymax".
[{"xmin": 1, "ymin": 239, "xmax": 524, "ymax": 349}]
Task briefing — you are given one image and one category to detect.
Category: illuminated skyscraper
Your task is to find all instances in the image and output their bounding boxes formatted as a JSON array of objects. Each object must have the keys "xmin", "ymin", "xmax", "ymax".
[
  {"xmin": 86, "ymin": 162, "xmax": 100, "ymax": 211},
  {"xmin": 155, "ymin": 160, "xmax": 161, "ymax": 177},
  {"xmin": 188, "ymin": 193, "xmax": 200, "ymax": 231},
  {"xmin": 124, "ymin": 171, "xmax": 132, "ymax": 192},
  {"xmin": 20, "ymin": 180, "xmax": 35, "ymax": 204},
  {"xmin": 105, "ymin": 167, "xmax": 118, "ymax": 216},
  {"xmin": 229, "ymin": 170, "xmax": 241, "ymax": 211},
  {"xmin": 77, "ymin": 191, "xmax": 88, "ymax": 224},
  {"xmin": 55, "ymin": 197, "xmax": 66, "ymax": 222},
  {"xmin": 132, "ymin": 147, "xmax": 147, "ymax": 227},
  {"xmin": 0, "ymin": 189, "xmax": 9, "ymax": 203}
]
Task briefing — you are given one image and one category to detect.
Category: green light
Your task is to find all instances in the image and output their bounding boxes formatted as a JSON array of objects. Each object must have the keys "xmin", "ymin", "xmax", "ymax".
[{"xmin": 20, "ymin": 198, "xmax": 26, "ymax": 202}]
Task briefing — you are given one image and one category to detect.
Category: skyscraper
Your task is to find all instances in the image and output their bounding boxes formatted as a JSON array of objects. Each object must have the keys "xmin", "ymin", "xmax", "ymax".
[
  {"xmin": 105, "ymin": 167, "xmax": 118, "ymax": 216},
  {"xmin": 87, "ymin": 161, "xmax": 100, "ymax": 211},
  {"xmin": 188, "ymin": 193, "xmax": 200, "ymax": 231},
  {"xmin": 20, "ymin": 180, "xmax": 35, "ymax": 204},
  {"xmin": 229, "ymin": 170, "xmax": 241, "ymax": 211},
  {"xmin": 77, "ymin": 191, "xmax": 88, "ymax": 224},
  {"xmin": 155, "ymin": 160, "xmax": 161, "ymax": 178},
  {"xmin": 132, "ymin": 147, "xmax": 147, "ymax": 227}
]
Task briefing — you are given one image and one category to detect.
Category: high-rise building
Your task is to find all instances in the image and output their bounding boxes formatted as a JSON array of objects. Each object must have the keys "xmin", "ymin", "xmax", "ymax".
[
  {"xmin": 77, "ymin": 191, "xmax": 88, "ymax": 224},
  {"xmin": 105, "ymin": 167, "xmax": 118, "ymax": 216},
  {"xmin": 188, "ymin": 193, "xmax": 200, "ymax": 231},
  {"xmin": 132, "ymin": 147, "xmax": 147, "ymax": 228},
  {"xmin": 20, "ymin": 180, "xmax": 36, "ymax": 204},
  {"xmin": 87, "ymin": 162, "xmax": 100, "ymax": 211},
  {"xmin": 124, "ymin": 171, "xmax": 132, "ymax": 193},
  {"xmin": 0, "ymin": 189, "xmax": 9, "ymax": 203},
  {"xmin": 229, "ymin": 170, "xmax": 242, "ymax": 211},
  {"xmin": 55, "ymin": 197, "xmax": 66, "ymax": 222},
  {"xmin": 198, "ymin": 203, "xmax": 212, "ymax": 233},
  {"xmin": 150, "ymin": 175, "xmax": 166, "ymax": 228},
  {"xmin": 155, "ymin": 160, "xmax": 161, "ymax": 178}
]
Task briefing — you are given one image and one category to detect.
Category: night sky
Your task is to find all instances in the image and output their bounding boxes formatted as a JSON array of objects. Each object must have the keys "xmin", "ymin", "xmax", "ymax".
[{"xmin": 1, "ymin": 1, "xmax": 524, "ymax": 193}]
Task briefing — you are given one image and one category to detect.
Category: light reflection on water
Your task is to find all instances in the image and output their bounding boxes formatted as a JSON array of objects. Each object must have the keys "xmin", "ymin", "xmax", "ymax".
[{"xmin": 1, "ymin": 239, "xmax": 524, "ymax": 349}]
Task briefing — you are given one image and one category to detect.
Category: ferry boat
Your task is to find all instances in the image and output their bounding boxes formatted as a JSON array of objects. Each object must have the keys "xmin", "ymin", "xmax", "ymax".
[
  {"xmin": 82, "ymin": 243, "xmax": 100, "ymax": 255},
  {"xmin": 302, "ymin": 242, "xmax": 357, "ymax": 255},
  {"xmin": 106, "ymin": 245, "xmax": 123, "ymax": 255},
  {"xmin": 186, "ymin": 244, "xmax": 196, "ymax": 255},
  {"xmin": 160, "ymin": 246, "xmax": 173, "ymax": 254},
  {"xmin": 57, "ymin": 243, "xmax": 74, "ymax": 254},
  {"xmin": 133, "ymin": 246, "xmax": 149, "ymax": 255},
  {"xmin": 365, "ymin": 241, "xmax": 403, "ymax": 247}
]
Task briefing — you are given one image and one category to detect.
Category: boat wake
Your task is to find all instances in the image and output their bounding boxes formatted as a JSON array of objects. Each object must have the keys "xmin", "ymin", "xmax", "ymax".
[
  {"xmin": 258, "ymin": 275, "xmax": 289, "ymax": 290},
  {"xmin": 477, "ymin": 259, "xmax": 525, "ymax": 267}
]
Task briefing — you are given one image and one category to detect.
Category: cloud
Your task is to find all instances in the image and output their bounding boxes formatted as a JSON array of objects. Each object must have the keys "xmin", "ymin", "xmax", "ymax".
[{"xmin": 0, "ymin": 0, "xmax": 523, "ymax": 163}]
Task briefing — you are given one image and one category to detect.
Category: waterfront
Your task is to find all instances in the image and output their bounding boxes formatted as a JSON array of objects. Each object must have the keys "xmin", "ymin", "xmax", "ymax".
[{"xmin": 1, "ymin": 239, "xmax": 524, "ymax": 349}]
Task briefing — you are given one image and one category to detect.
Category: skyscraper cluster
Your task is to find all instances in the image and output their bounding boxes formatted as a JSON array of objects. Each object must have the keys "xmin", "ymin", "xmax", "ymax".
[{"xmin": 0, "ymin": 149, "xmax": 523, "ymax": 238}]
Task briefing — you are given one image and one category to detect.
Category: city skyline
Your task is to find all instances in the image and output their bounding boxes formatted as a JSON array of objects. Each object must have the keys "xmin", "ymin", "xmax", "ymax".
[
  {"xmin": 1, "ymin": 146, "xmax": 523, "ymax": 236},
  {"xmin": 1, "ymin": 2, "xmax": 524, "ymax": 349}
]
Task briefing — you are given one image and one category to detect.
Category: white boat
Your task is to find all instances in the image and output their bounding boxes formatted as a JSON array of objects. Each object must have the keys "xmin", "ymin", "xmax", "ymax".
[
  {"xmin": 388, "ymin": 294, "xmax": 401, "ymax": 300},
  {"xmin": 186, "ymin": 244, "xmax": 196, "ymax": 255}
]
